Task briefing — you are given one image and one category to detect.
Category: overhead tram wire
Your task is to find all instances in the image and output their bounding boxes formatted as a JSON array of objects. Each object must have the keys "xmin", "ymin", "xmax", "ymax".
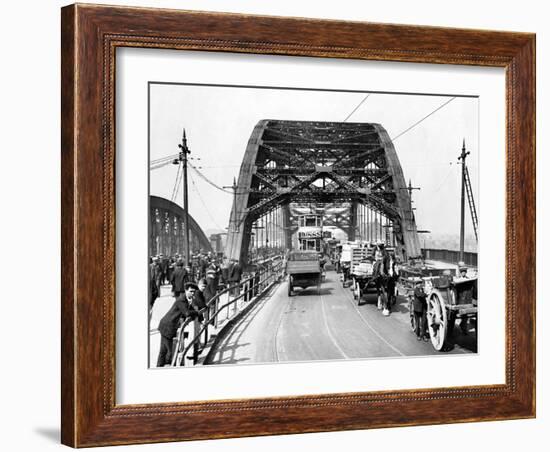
[
  {"xmin": 343, "ymin": 94, "xmax": 370, "ymax": 122},
  {"xmin": 189, "ymin": 172, "xmax": 224, "ymax": 231},
  {"xmin": 150, "ymin": 153, "xmax": 182, "ymax": 171},
  {"xmin": 150, "ymin": 159, "xmax": 177, "ymax": 171},
  {"xmin": 188, "ymin": 162, "xmax": 233, "ymax": 194},
  {"xmin": 188, "ymin": 162, "xmax": 250, "ymax": 195},
  {"xmin": 151, "ymin": 153, "xmax": 179, "ymax": 165},
  {"xmin": 170, "ymin": 161, "xmax": 183, "ymax": 202},
  {"xmin": 333, "ymin": 95, "xmax": 457, "ymax": 145},
  {"xmin": 390, "ymin": 97, "xmax": 457, "ymax": 142},
  {"xmin": 432, "ymin": 163, "xmax": 457, "ymax": 194}
]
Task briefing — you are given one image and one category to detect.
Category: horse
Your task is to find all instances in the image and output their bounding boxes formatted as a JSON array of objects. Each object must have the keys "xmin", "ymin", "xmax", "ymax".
[{"xmin": 375, "ymin": 262, "xmax": 398, "ymax": 314}]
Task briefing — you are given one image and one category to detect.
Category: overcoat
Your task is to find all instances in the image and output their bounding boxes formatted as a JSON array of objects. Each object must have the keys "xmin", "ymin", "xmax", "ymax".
[
  {"xmin": 158, "ymin": 295, "xmax": 193, "ymax": 338},
  {"xmin": 171, "ymin": 266, "xmax": 189, "ymax": 293}
]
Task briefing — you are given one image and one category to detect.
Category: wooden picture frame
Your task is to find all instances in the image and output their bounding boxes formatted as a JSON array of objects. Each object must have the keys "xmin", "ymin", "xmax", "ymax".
[{"xmin": 61, "ymin": 3, "xmax": 535, "ymax": 447}]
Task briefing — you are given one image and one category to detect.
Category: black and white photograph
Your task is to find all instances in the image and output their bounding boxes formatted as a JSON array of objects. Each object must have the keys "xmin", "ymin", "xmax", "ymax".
[
  {"xmin": 148, "ymin": 83, "xmax": 479, "ymax": 368},
  {"xmin": 3, "ymin": 0, "xmax": 544, "ymax": 450}
]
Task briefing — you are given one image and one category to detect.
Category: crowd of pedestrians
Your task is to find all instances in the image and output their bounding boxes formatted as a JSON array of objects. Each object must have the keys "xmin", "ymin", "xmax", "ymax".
[{"xmin": 150, "ymin": 251, "xmax": 245, "ymax": 367}]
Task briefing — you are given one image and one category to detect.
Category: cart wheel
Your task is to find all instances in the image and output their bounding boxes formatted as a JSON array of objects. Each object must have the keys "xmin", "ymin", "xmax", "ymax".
[
  {"xmin": 288, "ymin": 278, "xmax": 293, "ymax": 297},
  {"xmin": 427, "ymin": 293, "xmax": 447, "ymax": 351}
]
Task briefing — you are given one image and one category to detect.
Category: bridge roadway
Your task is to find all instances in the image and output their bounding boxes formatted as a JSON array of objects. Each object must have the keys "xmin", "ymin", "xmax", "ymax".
[{"xmin": 208, "ymin": 271, "xmax": 476, "ymax": 365}]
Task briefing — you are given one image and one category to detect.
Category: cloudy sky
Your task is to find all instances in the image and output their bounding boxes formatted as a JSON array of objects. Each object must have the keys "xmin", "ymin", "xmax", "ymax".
[{"xmin": 149, "ymin": 83, "xmax": 478, "ymax": 241}]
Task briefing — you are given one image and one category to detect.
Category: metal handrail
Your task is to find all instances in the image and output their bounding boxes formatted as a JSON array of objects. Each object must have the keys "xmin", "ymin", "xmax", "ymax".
[{"xmin": 171, "ymin": 255, "xmax": 284, "ymax": 366}]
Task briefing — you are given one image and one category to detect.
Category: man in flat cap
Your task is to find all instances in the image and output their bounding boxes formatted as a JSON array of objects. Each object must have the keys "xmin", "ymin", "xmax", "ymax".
[{"xmin": 156, "ymin": 282, "xmax": 200, "ymax": 367}]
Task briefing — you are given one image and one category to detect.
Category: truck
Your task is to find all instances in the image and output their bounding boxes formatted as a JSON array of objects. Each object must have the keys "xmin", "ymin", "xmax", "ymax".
[{"xmin": 286, "ymin": 250, "xmax": 322, "ymax": 296}]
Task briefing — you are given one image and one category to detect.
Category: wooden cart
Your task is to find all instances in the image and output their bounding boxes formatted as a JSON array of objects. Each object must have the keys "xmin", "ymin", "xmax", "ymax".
[
  {"xmin": 399, "ymin": 267, "xmax": 477, "ymax": 351},
  {"xmin": 350, "ymin": 245, "xmax": 377, "ymax": 302}
]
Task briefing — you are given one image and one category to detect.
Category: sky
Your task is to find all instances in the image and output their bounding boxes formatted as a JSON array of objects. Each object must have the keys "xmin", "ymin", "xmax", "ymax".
[{"xmin": 149, "ymin": 83, "xmax": 478, "ymax": 243}]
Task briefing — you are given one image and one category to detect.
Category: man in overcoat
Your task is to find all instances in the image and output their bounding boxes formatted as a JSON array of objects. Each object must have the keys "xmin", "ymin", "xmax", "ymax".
[
  {"xmin": 156, "ymin": 282, "xmax": 199, "ymax": 367},
  {"xmin": 170, "ymin": 258, "xmax": 189, "ymax": 297},
  {"xmin": 228, "ymin": 258, "xmax": 243, "ymax": 296}
]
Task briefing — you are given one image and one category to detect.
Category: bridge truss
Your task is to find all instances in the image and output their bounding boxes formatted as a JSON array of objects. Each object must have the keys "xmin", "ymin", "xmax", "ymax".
[
  {"xmin": 149, "ymin": 195, "xmax": 212, "ymax": 257},
  {"xmin": 225, "ymin": 120, "xmax": 421, "ymax": 265}
]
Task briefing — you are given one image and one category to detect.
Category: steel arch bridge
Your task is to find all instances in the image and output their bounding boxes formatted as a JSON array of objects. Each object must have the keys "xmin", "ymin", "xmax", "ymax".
[
  {"xmin": 225, "ymin": 120, "xmax": 421, "ymax": 265},
  {"xmin": 149, "ymin": 195, "xmax": 212, "ymax": 257}
]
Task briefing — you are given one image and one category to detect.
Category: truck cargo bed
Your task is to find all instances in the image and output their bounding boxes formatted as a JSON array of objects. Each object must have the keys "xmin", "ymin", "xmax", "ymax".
[{"xmin": 286, "ymin": 261, "xmax": 320, "ymax": 275}]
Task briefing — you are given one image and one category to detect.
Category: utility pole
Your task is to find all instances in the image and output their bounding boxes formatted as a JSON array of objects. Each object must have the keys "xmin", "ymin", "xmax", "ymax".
[
  {"xmin": 173, "ymin": 128, "xmax": 191, "ymax": 266},
  {"xmin": 400, "ymin": 179, "xmax": 420, "ymax": 225},
  {"xmin": 398, "ymin": 179, "xmax": 420, "ymax": 260},
  {"xmin": 406, "ymin": 179, "xmax": 420, "ymax": 210},
  {"xmin": 458, "ymin": 139, "xmax": 469, "ymax": 263}
]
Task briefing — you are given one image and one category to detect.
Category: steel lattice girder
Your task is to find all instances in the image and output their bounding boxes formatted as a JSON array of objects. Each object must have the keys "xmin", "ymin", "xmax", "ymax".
[
  {"xmin": 149, "ymin": 195, "xmax": 213, "ymax": 256},
  {"xmin": 225, "ymin": 120, "xmax": 421, "ymax": 264}
]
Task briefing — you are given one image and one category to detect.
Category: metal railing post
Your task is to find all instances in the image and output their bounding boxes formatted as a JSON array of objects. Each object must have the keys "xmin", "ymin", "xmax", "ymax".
[
  {"xmin": 193, "ymin": 318, "xmax": 199, "ymax": 365},
  {"xmin": 214, "ymin": 296, "xmax": 219, "ymax": 328},
  {"xmin": 169, "ymin": 254, "xmax": 284, "ymax": 368},
  {"xmin": 203, "ymin": 313, "xmax": 209, "ymax": 344}
]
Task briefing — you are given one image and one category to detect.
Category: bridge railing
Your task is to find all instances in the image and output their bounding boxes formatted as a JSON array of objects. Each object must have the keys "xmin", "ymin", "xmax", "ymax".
[
  {"xmin": 421, "ymin": 248, "xmax": 478, "ymax": 267},
  {"xmin": 170, "ymin": 255, "xmax": 285, "ymax": 366}
]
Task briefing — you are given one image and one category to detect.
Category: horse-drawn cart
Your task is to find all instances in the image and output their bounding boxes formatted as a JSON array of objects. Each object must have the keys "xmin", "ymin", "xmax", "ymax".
[
  {"xmin": 399, "ymin": 266, "xmax": 478, "ymax": 351},
  {"xmin": 350, "ymin": 245, "xmax": 377, "ymax": 301}
]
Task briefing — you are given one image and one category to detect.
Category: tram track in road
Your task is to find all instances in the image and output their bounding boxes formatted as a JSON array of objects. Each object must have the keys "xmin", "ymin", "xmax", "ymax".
[
  {"xmin": 339, "ymin": 279, "xmax": 472, "ymax": 356},
  {"xmin": 209, "ymin": 271, "xmax": 472, "ymax": 365},
  {"xmin": 340, "ymin": 281, "xmax": 406, "ymax": 357},
  {"xmin": 272, "ymin": 278, "xmax": 292, "ymax": 363},
  {"xmin": 274, "ymin": 278, "xmax": 325, "ymax": 363},
  {"xmin": 319, "ymin": 290, "xmax": 350, "ymax": 360}
]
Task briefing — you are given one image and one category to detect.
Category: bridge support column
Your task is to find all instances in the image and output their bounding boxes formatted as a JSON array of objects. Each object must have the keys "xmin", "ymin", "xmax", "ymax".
[
  {"xmin": 282, "ymin": 204, "xmax": 292, "ymax": 250},
  {"xmin": 348, "ymin": 202, "xmax": 357, "ymax": 242}
]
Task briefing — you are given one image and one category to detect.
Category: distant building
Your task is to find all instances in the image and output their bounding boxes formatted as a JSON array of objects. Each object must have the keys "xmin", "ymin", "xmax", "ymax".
[{"xmin": 210, "ymin": 232, "xmax": 227, "ymax": 257}]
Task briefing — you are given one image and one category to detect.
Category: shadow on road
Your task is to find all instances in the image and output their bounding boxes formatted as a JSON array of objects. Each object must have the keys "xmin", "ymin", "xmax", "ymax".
[
  {"xmin": 291, "ymin": 287, "xmax": 333, "ymax": 296},
  {"xmin": 450, "ymin": 324, "xmax": 478, "ymax": 353}
]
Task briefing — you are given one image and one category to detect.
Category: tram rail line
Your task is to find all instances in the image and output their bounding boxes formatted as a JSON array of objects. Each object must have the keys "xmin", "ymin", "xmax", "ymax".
[{"xmin": 340, "ymin": 280, "xmax": 406, "ymax": 357}]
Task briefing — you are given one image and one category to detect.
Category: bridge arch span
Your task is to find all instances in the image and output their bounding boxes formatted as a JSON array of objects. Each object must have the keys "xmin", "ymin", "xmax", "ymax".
[
  {"xmin": 149, "ymin": 195, "xmax": 212, "ymax": 257},
  {"xmin": 225, "ymin": 120, "xmax": 421, "ymax": 265}
]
